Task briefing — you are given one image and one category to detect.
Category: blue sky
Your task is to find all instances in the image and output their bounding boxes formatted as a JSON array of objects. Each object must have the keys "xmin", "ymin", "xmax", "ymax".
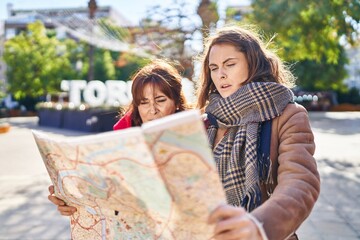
[{"xmin": 0, "ymin": 0, "xmax": 251, "ymax": 24}]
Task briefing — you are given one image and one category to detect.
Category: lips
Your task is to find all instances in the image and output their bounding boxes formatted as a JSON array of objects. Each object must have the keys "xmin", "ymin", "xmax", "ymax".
[{"xmin": 221, "ymin": 84, "xmax": 231, "ymax": 89}]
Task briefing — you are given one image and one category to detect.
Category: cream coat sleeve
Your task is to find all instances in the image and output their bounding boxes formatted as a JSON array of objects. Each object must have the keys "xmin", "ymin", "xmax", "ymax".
[{"xmin": 251, "ymin": 103, "xmax": 320, "ymax": 240}]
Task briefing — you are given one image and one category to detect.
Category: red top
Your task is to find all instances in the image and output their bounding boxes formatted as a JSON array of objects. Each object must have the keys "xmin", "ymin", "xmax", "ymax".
[{"xmin": 113, "ymin": 111, "xmax": 132, "ymax": 130}]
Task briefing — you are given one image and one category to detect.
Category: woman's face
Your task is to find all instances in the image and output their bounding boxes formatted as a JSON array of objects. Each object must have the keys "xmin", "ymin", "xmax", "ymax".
[
  {"xmin": 138, "ymin": 84, "xmax": 177, "ymax": 123},
  {"xmin": 208, "ymin": 43, "xmax": 249, "ymax": 98}
]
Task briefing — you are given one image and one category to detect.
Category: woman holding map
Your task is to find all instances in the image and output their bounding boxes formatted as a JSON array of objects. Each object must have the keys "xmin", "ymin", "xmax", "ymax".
[
  {"xmin": 197, "ymin": 25, "xmax": 320, "ymax": 240},
  {"xmin": 48, "ymin": 59, "xmax": 189, "ymax": 215}
]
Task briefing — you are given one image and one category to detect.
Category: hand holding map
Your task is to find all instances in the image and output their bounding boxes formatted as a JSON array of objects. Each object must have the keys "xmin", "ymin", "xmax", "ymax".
[{"xmin": 33, "ymin": 110, "xmax": 226, "ymax": 240}]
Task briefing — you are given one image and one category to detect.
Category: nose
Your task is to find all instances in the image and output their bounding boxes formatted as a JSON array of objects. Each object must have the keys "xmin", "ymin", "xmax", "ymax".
[
  {"xmin": 149, "ymin": 103, "xmax": 158, "ymax": 115},
  {"xmin": 218, "ymin": 68, "xmax": 227, "ymax": 80}
]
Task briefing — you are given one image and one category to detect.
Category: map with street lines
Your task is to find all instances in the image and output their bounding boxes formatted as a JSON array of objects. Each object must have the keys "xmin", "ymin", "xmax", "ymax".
[{"xmin": 33, "ymin": 110, "xmax": 225, "ymax": 240}]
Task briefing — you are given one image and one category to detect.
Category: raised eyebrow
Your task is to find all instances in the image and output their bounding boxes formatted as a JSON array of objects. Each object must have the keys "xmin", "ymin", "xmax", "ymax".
[{"xmin": 209, "ymin": 57, "xmax": 237, "ymax": 67}]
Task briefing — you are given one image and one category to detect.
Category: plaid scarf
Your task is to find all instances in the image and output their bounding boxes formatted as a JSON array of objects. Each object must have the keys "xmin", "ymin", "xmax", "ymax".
[{"xmin": 205, "ymin": 82, "xmax": 294, "ymax": 211}]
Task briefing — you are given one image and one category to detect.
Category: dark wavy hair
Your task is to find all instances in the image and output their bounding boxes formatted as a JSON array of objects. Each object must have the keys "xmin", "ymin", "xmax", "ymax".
[
  {"xmin": 125, "ymin": 59, "xmax": 188, "ymax": 126},
  {"xmin": 196, "ymin": 25, "xmax": 295, "ymax": 109}
]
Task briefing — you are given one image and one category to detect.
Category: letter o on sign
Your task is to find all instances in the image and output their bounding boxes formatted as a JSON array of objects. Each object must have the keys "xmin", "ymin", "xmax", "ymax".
[{"xmin": 83, "ymin": 81, "xmax": 107, "ymax": 107}]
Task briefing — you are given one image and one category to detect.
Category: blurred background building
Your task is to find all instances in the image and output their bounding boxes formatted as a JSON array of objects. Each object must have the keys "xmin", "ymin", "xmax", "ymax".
[
  {"xmin": 0, "ymin": 0, "xmax": 359, "ymax": 119},
  {"xmin": 4, "ymin": 3, "xmax": 132, "ymax": 39}
]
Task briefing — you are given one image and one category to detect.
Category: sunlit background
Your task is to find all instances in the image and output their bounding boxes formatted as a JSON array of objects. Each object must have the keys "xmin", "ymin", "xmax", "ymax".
[
  {"xmin": 0, "ymin": 0, "xmax": 359, "ymax": 120},
  {"xmin": 0, "ymin": 1, "xmax": 359, "ymax": 239}
]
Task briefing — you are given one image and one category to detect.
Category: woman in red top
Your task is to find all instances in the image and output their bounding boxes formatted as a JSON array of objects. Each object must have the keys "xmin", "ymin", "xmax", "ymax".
[{"xmin": 48, "ymin": 59, "xmax": 189, "ymax": 215}]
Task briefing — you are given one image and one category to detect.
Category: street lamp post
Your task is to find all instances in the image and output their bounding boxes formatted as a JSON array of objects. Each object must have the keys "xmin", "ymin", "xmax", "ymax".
[{"xmin": 87, "ymin": 0, "xmax": 97, "ymax": 81}]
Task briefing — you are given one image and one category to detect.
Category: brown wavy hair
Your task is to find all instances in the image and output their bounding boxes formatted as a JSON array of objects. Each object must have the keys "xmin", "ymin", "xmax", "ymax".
[
  {"xmin": 196, "ymin": 25, "xmax": 295, "ymax": 109},
  {"xmin": 126, "ymin": 59, "xmax": 188, "ymax": 126}
]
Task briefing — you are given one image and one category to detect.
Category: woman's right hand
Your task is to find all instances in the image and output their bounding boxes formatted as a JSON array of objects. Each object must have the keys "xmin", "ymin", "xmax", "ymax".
[{"xmin": 48, "ymin": 185, "xmax": 77, "ymax": 216}]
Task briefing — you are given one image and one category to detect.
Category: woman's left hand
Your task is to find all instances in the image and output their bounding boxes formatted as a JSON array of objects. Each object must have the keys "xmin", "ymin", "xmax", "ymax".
[{"xmin": 208, "ymin": 204, "xmax": 263, "ymax": 240}]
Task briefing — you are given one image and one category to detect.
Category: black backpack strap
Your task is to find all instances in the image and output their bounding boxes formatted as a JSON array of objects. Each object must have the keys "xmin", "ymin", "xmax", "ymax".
[
  {"xmin": 205, "ymin": 112, "xmax": 218, "ymax": 128},
  {"xmin": 258, "ymin": 119, "xmax": 272, "ymax": 183},
  {"xmin": 259, "ymin": 119, "xmax": 272, "ymax": 158}
]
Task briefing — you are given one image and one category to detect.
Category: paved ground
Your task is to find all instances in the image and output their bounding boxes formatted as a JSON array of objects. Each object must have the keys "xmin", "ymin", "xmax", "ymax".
[
  {"xmin": 297, "ymin": 112, "xmax": 360, "ymax": 240},
  {"xmin": 0, "ymin": 112, "xmax": 359, "ymax": 240}
]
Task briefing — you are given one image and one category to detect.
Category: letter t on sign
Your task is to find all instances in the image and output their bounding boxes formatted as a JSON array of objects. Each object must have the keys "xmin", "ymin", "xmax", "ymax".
[{"xmin": 61, "ymin": 80, "xmax": 87, "ymax": 107}]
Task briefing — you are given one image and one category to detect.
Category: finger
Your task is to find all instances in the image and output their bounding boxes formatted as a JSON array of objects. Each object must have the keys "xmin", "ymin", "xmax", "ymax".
[
  {"xmin": 213, "ymin": 227, "xmax": 252, "ymax": 240},
  {"xmin": 48, "ymin": 185, "xmax": 54, "ymax": 194},
  {"xmin": 213, "ymin": 214, "xmax": 250, "ymax": 235},
  {"xmin": 48, "ymin": 195, "xmax": 66, "ymax": 206},
  {"xmin": 214, "ymin": 213, "xmax": 255, "ymax": 235},
  {"xmin": 58, "ymin": 205, "xmax": 77, "ymax": 212},
  {"xmin": 58, "ymin": 205, "xmax": 77, "ymax": 215},
  {"xmin": 208, "ymin": 205, "xmax": 246, "ymax": 224},
  {"xmin": 59, "ymin": 210, "xmax": 73, "ymax": 216},
  {"xmin": 58, "ymin": 207, "xmax": 77, "ymax": 216}
]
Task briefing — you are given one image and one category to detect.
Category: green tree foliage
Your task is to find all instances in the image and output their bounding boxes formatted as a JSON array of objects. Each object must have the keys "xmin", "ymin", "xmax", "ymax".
[
  {"xmin": 92, "ymin": 18, "xmax": 149, "ymax": 82},
  {"xmin": 94, "ymin": 49, "xmax": 116, "ymax": 81},
  {"xmin": 3, "ymin": 21, "xmax": 76, "ymax": 99},
  {"xmin": 113, "ymin": 53, "xmax": 151, "ymax": 81},
  {"xmin": 293, "ymin": 46, "xmax": 349, "ymax": 91},
  {"xmin": 249, "ymin": 0, "xmax": 359, "ymax": 63},
  {"xmin": 247, "ymin": 0, "xmax": 360, "ymax": 91}
]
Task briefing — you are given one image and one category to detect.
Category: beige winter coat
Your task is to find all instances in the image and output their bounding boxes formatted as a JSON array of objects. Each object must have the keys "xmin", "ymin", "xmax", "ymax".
[{"xmin": 252, "ymin": 103, "xmax": 320, "ymax": 240}]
